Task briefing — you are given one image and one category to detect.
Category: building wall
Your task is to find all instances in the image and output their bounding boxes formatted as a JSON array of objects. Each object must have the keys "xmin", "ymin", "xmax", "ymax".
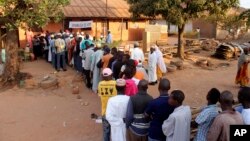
[
  {"xmin": 192, "ymin": 19, "xmax": 217, "ymax": 38},
  {"xmin": 154, "ymin": 20, "xmax": 193, "ymax": 33},
  {"xmin": 45, "ymin": 19, "xmax": 147, "ymax": 41},
  {"xmin": 18, "ymin": 19, "xmax": 148, "ymax": 47},
  {"xmin": 18, "ymin": 27, "xmax": 26, "ymax": 48},
  {"xmin": 169, "ymin": 22, "xmax": 193, "ymax": 33},
  {"xmin": 43, "ymin": 22, "xmax": 63, "ymax": 33}
]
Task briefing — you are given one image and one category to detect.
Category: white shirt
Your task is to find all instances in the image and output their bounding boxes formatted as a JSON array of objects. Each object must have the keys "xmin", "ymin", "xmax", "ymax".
[
  {"xmin": 131, "ymin": 47, "xmax": 144, "ymax": 63},
  {"xmin": 83, "ymin": 48, "xmax": 94, "ymax": 70},
  {"xmin": 162, "ymin": 105, "xmax": 192, "ymax": 141},
  {"xmin": 242, "ymin": 109, "xmax": 250, "ymax": 124},
  {"xmin": 106, "ymin": 95, "xmax": 130, "ymax": 141}
]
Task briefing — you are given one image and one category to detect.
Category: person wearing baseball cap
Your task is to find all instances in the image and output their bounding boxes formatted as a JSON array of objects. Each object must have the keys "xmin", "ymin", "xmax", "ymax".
[
  {"xmin": 98, "ymin": 68, "xmax": 117, "ymax": 141},
  {"xmin": 106, "ymin": 78, "xmax": 130, "ymax": 141}
]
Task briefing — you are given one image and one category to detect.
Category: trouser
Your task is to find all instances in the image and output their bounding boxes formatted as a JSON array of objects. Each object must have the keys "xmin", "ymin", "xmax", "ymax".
[
  {"xmin": 84, "ymin": 69, "xmax": 92, "ymax": 88},
  {"xmin": 127, "ymin": 129, "xmax": 148, "ymax": 141},
  {"xmin": 102, "ymin": 117, "xmax": 111, "ymax": 141},
  {"xmin": 57, "ymin": 52, "xmax": 66, "ymax": 70},
  {"xmin": 33, "ymin": 45, "xmax": 39, "ymax": 59},
  {"xmin": 73, "ymin": 52, "xmax": 82, "ymax": 72},
  {"xmin": 65, "ymin": 51, "xmax": 68, "ymax": 65},
  {"xmin": 68, "ymin": 49, "xmax": 73, "ymax": 65},
  {"xmin": 44, "ymin": 49, "xmax": 49, "ymax": 62},
  {"xmin": 52, "ymin": 52, "xmax": 57, "ymax": 69}
]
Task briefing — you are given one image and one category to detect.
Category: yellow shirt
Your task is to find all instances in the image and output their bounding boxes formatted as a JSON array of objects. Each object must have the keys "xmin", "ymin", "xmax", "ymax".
[{"xmin": 98, "ymin": 80, "xmax": 117, "ymax": 116}]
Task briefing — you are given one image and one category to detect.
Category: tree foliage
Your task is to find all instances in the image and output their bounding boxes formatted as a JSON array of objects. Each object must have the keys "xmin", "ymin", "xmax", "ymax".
[
  {"xmin": 0, "ymin": 0, "xmax": 69, "ymax": 29},
  {"xmin": 127, "ymin": 0, "xmax": 239, "ymax": 26},
  {"xmin": 126, "ymin": 0, "xmax": 239, "ymax": 58},
  {"xmin": 240, "ymin": 9, "xmax": 250, "ymax": 27},
  {"xmin": 0, "ymin": 0, "xmax": 69, "ymax": 85},
  {"xmin": 207, "ymin": 13, "xmax": 245, "ymax": 37}
]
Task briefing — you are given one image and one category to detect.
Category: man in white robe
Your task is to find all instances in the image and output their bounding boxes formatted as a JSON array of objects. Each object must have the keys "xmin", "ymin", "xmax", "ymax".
[
  {"xmin": 106, "ymin": 79, "xmax": 130, "ymax": 141},
  {"xmin": 90, "ymin": 43, "xmax": 103, "ymax": 94},
  {"xmin": 131, "ymin": 42, "xmax": 144, "ymax": 63},
  {"xmin": 155, "ymin": 45, "xmax": 167, "ymax": 79},
  {"xmin": 148, "ymin": 46, "xmax": 157, "ymax": 85},
  {"xmin": 162, "ymin": 90, "xmax": 191, "ymax": 141}
]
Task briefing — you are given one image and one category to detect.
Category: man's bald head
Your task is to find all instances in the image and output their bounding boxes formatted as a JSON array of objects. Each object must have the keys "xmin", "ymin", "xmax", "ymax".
[
  {"xmin": 138, "ymin": 79, "xmax": 148, "ymax": 91},
  {"xmin": 158, "ymin": 78, "xmax": 171, "ymax": 92},
  {"xmin": 220, "ymin": 91, "xmax": 234, "ymax": 106}
]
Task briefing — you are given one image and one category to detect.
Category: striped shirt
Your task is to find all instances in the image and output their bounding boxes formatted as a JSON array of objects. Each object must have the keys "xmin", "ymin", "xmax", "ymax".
[
  {"xmin": 194, "ymin": 104, "xmax": 219, "ymax": 141},
  {"xmin": 126, "ymin": 92, "xmax": 153, "ymax": 136}
]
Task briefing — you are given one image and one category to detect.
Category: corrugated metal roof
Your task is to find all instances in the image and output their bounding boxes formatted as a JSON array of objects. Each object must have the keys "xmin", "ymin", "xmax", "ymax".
[{"xmin": 63, "ymin": 0, "xmax": 131, "ymax": 18}]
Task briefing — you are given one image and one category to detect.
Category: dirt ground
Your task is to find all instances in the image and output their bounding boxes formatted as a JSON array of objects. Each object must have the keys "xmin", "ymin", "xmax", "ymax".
[{"xmin": 0, "ymin": 50, "xmax": 244, "ymax": 141}]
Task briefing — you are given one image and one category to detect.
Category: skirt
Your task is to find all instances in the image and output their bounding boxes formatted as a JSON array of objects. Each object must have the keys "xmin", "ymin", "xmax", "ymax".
[{"xmin": 235, "ymin": 63, "xmax": 249, "ymax": 86}]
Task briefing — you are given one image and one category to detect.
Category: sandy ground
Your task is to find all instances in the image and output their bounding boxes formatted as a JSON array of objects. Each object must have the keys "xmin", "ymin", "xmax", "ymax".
[{"xmin": 0, "ymin": 51, "xmax": 243, "ymax": 141}]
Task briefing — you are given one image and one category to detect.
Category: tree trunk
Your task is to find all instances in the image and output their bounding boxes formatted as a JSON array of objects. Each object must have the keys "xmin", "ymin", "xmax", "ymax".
[
  {"xmin": 177, "ymin": 24, "xmax": 185, "ymax": 59},
  {"xmin": 0, "ymin": 30, "xmax": 20, "ymax": 84}
]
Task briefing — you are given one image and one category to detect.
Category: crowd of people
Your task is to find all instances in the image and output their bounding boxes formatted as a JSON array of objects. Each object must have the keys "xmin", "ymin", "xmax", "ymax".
[
  {"xmin": 26, "ymin": 30, "xmax": 113, "ymax": 72},
  {"xmin": 26, "ymin": 29, "xmax": 250, "ymax": 141},
  {"xmin": 27, "ymin": 29, "xmax": 168, "ymax": 94},
  {"xmin": 99, "ymin": 73, "xmax": 250, "ymax": 141}
]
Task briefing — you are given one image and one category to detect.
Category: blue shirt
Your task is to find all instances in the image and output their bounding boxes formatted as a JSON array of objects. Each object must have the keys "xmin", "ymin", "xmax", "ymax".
[
  {"xmin": 194, "ymin": 104, "xmax": 219, "ymax": 141},
  {"xmin": 106, "ymin": 34, "xmax": 112, "ymax": 44},
  {"xmin": 145, "ymin": 94, "xmax": 175, "ymax": 141},
  {"xmin": 50, "ymin": 39, "xmax": 56, "ymax": 53},
  {"xmin": 235, "ymin": 105, "xmax": 243, "ymax": 113}
]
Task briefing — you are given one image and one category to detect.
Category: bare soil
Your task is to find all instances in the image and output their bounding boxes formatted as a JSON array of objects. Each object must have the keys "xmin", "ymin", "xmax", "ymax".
[{"xmin": 0, "ymin": 51, "xmax": 243, "ymax": 141}]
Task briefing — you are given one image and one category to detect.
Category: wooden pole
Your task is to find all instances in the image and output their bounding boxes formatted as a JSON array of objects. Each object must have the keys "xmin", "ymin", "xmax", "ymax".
[
  {"xmin": 121, "ymin": 18, "xmax": 123, "ymax": 41},
  {"xmin": 106, "ymin": 0, "xmax": 108, "ymax": 34},
  {"xmin": 95, "ymin": 20, "xmax": 97, "ymax": 38}
]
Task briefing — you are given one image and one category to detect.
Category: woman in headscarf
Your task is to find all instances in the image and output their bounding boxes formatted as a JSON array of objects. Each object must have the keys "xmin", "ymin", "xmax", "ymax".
[{"xmin": 235, "ymin": 48, "xmax": 250, "ymax": 87}]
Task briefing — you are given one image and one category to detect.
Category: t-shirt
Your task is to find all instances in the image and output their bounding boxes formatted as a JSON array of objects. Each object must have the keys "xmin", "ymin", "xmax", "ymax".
[
  {"xmin": 83, "ymin": 48, "xmax": 94, "ymax": 70},
  {"xmin": 98, "ymin": 80, "xmax": 117, "ymax": 116},
  {"xmin": 242, "ymin": 108, "xmax": 250, "ymax": 124},
  {"xmin": 134, "ymin": 71, "xmax": 144, "ymax": 80},
  {"xmin": 145, "ymin": 94, "xmax": 175, "ymax": 140},
  {"xmin": 80, "ymin": 39, "xmax": 92, "ymax": 50},
  {"xmin": 207, "ymin": 110, "xmax": 244, "ymax": 141},
  {"xmin": 102, "ymin": 54, "xmax": 113, "ymax": 69}
]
